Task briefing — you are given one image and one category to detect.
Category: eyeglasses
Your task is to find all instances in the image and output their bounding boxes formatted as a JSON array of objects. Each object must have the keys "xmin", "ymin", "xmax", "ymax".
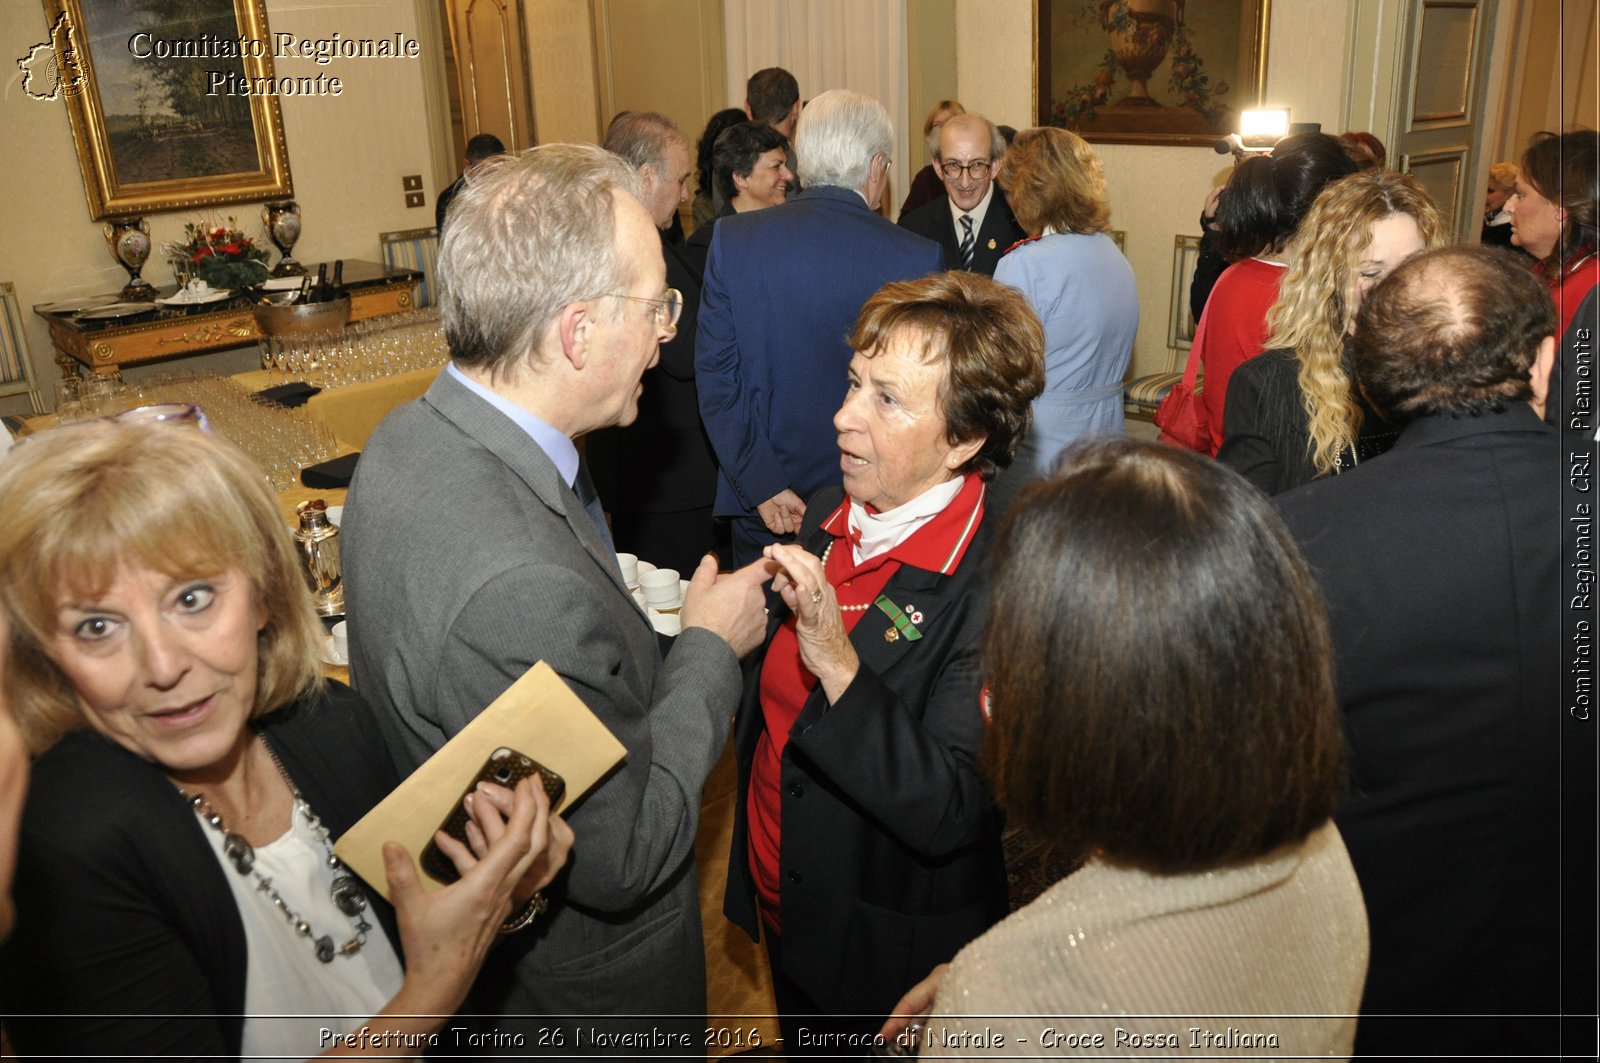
[
  {"xmin": 114, "ymin": 403, "xmax": 212, "ymax": 431},
  {"xmin": 606, "ymin": 288, "xmax": 683, "ymax": 331},
  {"xmin": 939, "ymin": 159, "xmax": 992, "ymax": 181},
  {"xmin": 8, "ymin": 402, "xmax": 210, "ymax": 460}
]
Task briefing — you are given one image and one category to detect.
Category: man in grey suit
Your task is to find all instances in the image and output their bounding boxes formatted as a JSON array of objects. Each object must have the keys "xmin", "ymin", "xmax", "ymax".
[{"xmin": 342, "ymin": 143, "xmax": 772, "ymax": 1050}]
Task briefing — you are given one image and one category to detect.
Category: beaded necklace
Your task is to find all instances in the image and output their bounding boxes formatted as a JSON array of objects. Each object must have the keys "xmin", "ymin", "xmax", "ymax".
[
  {"xmin": 820, "ymin": 540, "xmax": 873, "ymax": 612},
  {"xmin": 177, "ymin": 738, "xmax": 372, "ymax": 964}
]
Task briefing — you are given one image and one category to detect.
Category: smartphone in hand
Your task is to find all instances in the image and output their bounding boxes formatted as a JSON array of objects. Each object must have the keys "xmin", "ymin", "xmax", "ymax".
[{"xmin": 419, "ymin": 747, "xmax": 565, "ymax": 885}]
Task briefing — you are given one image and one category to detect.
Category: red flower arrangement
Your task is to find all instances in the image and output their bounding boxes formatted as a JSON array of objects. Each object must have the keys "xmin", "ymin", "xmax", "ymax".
[{"xmin": 165, "ymin": 217, "xmax": 270, "ymax": 290}]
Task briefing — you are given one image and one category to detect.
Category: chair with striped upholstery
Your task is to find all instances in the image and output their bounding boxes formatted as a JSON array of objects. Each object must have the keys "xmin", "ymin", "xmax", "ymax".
[
  {"xmin": 1125, "ymin": 234, "xmax": 1204, "ymax": 421},
  {"xmin": 1123, "ymin": 361, "xmax": 1186, "ymax": 422},
  {"xmin": 379, "ymin": 228, "xmax": 440, "ymax": 308},
  {"xmin": 0, "ymin": 281, "xmax": 46, "ymax": 417}
]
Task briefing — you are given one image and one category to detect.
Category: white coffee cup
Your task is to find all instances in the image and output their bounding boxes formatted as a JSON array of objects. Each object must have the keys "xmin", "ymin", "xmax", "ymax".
[
  {"xmin": 616, "ymin": 552, "xmax": 639, "ymax": 588},
  {"xmin": 331, "ymin": 620, "xmax": 348, "ymax": 661},
  {"xmin": 651, "ymin": 611, "xmax": 682, "ymax": 636},
  {"xmin": 636, "ymin": 560, "xmax": 657, "ymax": 581},
  {"xmin": 640, "ymin": 568, "xmax": 682, "ymax": 609}
]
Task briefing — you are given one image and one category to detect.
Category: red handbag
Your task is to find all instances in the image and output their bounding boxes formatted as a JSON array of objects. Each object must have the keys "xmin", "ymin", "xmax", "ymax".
[{"xmin": 1154, "ymin": 303, "xmax": 1213, "ymax": 453}]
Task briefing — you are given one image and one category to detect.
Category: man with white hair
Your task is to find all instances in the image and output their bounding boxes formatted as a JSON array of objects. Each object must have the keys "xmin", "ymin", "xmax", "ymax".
[
  {"xmin": 696, "ymin": 89, "xmax": 944, "ymax": 564},
  {"xmin": 344, "ymin": 143, "xmax": 772, "ymax": 1050}
]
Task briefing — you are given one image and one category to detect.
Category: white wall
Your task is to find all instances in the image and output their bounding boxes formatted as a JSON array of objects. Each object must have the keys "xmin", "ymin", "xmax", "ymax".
[
  {"xmin": 955, "ymin": 0, "xmax": 1356, "ymax": 379},
  {"xmin": 0, "ymin": 0, "xmax": 440, "ymax": 409}
]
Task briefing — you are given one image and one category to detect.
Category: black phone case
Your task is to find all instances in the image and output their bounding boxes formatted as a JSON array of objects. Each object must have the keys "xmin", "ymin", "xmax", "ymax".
[{"xmin": 419, "ymin": 747, "xmax": 565, "ymax": 885}]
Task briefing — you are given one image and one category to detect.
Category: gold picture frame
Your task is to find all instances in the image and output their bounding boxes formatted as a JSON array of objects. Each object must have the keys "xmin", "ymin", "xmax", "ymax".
[
  {"xmin": 1035, "ymin": 0, "xmax": 1271, "ymax": 147},
  {"xmin": 43, "ymin": 0, "xmax": 292, "ymax": 221},
  {"xmin": 1168, "ymin": 233, "xmax": 1204, "ymax": 349}
]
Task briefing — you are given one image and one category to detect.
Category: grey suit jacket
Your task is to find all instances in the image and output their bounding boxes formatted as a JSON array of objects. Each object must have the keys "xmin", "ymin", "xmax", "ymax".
[{"xmin": 342, "ymin": 368, "xmax": 741, "ymax": 1031}]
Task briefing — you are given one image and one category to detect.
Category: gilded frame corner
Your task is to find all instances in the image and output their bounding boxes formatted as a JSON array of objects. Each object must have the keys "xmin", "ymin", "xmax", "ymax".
[{"xmin": 42, "ymin": 0, "xmax": 293, "ymax": 221}]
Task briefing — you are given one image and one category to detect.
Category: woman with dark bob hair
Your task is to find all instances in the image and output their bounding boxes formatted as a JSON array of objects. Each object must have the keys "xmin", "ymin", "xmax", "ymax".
[
  {"xmin": 684, "ymin": 121, "xmax": 794, "ymax": 278},
  {"xmin": 725, "ymin": 270, "xmax": 1044, "ymax": 1054},
  {"xmin": 0, "ymin": 416, "xmax": 571, "ymax": 1059},
  {"xmin": 882, "ymin": 439, "xmax": 1368, "ymax": 1057}
]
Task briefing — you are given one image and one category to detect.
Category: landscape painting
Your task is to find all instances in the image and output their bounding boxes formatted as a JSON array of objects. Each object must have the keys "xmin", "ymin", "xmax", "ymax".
[{"xmin": 45, "ymin": 0, "xmax": 292, "ymax": 219}]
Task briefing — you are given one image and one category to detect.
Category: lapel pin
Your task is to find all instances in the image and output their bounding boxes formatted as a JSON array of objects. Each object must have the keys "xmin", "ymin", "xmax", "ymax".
[
  {"xmin": 986, "ymin": 238, "xmax": 996, "ymax": 250},
  {"xmin": 873, "ymin": 595, "xmax": 923, "ymax": 642}
]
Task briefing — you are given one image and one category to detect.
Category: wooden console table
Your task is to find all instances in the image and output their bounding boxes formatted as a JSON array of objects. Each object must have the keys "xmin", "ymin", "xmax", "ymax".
[{"xmin": 34, "ymin": 260, "xmax": 420, "ymax": 382}]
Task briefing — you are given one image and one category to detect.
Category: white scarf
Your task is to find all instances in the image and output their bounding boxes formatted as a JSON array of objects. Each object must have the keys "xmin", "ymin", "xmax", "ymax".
[{"xmin": 846, "ymin": 475, "xmax": 965, "ymax": 565}]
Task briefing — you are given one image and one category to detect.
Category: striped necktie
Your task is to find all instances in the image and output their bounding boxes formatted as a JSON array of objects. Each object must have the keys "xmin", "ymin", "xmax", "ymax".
[{"xmin": 957, "ymin": 214, "xmax": 975, "ymax": 270}]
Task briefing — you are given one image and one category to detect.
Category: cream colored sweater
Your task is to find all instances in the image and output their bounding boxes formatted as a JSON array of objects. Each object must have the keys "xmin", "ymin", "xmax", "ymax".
[{"xmin": 920, "ymin": 821, "xmax": 1368, "ymax": 1061}]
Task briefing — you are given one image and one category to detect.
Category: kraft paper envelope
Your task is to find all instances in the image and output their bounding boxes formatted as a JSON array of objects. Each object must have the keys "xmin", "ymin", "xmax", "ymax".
[{"xmin": 334, "ymin": 660, "xmax": 627, "ymax": 898}]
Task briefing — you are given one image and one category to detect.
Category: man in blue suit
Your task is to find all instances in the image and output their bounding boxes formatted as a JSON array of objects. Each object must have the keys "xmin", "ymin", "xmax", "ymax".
[{"xmin": 696, "ymin": 89, "xmax": 944, "ymax": 564}]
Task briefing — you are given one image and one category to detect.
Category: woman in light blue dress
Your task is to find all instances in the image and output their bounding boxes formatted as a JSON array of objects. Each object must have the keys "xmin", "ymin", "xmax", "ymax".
[{"xmin": 991, "ymin": 127, "xmax": 1137, "ymax": 510}]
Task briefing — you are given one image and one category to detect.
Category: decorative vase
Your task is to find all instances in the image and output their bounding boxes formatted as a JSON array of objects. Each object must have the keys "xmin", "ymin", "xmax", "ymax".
[
  {"xmin": 1103, "ymin": 0, "xmax": 1180, "ymax": 106},
  {"xmin": 263, "ymin": 200, "xmax": 306, "ymax": 277},
  {"xmin": 105, "ymin": 216, "xmax": 156, "ymax": 300}
]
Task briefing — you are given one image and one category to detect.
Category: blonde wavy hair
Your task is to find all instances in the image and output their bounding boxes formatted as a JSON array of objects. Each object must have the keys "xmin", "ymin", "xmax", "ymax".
[
  {"xmin": 1265, "ymin": 170, "xmax": 1446, "ymax": 476},
  {"xmin": 999, "ymin": 127, "xmax": 1111, "ymax": 237},
  {"xmin": 0, "ymin": 419, "xmax": 325, "ymax": 754}
]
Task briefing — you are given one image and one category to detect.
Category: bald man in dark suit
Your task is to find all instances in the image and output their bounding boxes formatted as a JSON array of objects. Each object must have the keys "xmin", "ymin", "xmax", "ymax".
[
  {"xmin": 1276, "ymin": 246, "xmax": 1578, "ymax": 1060},
  {"xmin": 897, "ymin": 114, "xmax": 1024, "ymax": 277}
]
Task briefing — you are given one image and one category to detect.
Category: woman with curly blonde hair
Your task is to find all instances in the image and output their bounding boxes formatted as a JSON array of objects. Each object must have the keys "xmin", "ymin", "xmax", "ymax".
[{"xmin": 1218, "ymin": 170, "xmax": 1445, "ymax": 494}]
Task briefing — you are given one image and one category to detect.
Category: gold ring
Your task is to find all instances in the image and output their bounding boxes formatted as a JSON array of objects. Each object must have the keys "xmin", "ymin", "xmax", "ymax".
[{"xmin": 810, "ymin": 589, "xmax": 824, "ymax": 606}]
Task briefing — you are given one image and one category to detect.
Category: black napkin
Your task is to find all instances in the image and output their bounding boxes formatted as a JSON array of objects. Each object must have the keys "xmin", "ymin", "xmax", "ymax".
[
  {"xmin": 257, "ymin": 382, "xmax": 322, "ymax": 408},
  {"xmin": 301, "ymin": 452, "xmax": 360, "ymax": 488}
]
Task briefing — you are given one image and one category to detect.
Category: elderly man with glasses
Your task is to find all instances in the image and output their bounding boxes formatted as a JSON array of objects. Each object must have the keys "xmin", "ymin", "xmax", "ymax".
[
  {"xmin": 342, "ymin": 143, "xmax": 773, "ymax": 1053},
  {"xmin": 897, "ymin": 114, "xmax": 1025, "ymax": 278}
]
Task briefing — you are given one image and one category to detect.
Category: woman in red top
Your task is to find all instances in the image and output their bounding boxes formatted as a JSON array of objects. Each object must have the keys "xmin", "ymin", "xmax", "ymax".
[
  {"xmin": 723, "ymin": 271, "xmax": 1044, "ymax": 1055},
  {"xmin": 1193, "ymin": 133, "xmax": 1357, "ymax": 454},
  {"xmin": 1509, "ymin": 129, "xmax": 1599, "ymax": 337}
]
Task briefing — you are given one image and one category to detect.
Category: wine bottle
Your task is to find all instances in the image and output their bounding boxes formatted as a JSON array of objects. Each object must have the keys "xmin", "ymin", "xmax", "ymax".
[
  {"xmin": 331, "ymin": 259, "xmax": 346, "ymax": 301},
  {"xmin": 311, "ymin": 263, "xmax": 330, "ymax": 303}
]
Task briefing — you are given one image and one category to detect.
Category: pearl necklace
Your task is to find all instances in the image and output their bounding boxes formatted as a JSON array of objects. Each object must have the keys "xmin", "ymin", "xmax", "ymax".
[
  {"xmin": 821, "ymin": 541, "xmax": 873, "ymax": 612},
  {"xmin": 178, "ymin": 739, "xmax": 372, "ymax": 964}
]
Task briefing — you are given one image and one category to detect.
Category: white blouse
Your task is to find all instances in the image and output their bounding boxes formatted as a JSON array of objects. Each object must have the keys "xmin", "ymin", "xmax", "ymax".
[{"xmin": 201, "ymin": 809, "xmax": 405, "ymax": 1061}]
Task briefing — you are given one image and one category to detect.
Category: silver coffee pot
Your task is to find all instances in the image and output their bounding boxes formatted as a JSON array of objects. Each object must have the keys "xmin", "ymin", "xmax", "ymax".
[{"xmin": 293, "ymin": 499, "xmax": 344, "ymax": 616}]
